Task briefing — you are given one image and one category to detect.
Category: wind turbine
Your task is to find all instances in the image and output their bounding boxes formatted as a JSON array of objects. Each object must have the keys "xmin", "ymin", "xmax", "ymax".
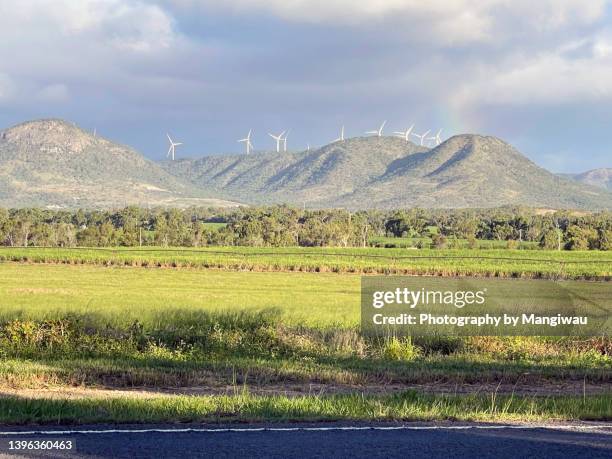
[
  {"xmin": 238, "ymin": 129, "xmax": 253, "ymax": 155},
  {"xmin": 393, "ymin": 124, "xmax": 414, "ymax": 142},
  {"xmin": 411, "ymin": 129, "xmax": 430, "ymax": 146},
  {"xmin": 334, "ymin": 125, "xmax": 345, "ymax": 143},
  {"xmin": 365, "ymin": 120, "xmax": 386, "ymax": 137},
  {"xmin": 427, "ymin": 129, "xmax": 443, "ymax": 146},
  {"xmin": 166, "ymin": 133, "xmax": 182, "ymax": 160},
  {"xmin": 268, "ymin": 131, "xmax": 286, "ymax": 153},
  {"xmin": 283, "ymin": 129, "xmax": 290, "ymax": 152}
]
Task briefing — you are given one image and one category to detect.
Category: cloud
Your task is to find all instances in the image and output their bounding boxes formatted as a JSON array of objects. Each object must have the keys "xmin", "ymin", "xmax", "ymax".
[
  {"xmin": 451, "ymin": 35, "xmax": 612, "ymax": 108},
  {"xmin": 166, "ymin": 0, "xmax": 608, "ymax": 45},
  {"xmin": 37, "ymin": 84, "xmax": 70, "ymax": 103},
  {"xmin": 0, "ymin": 0, "xmax": 183, "ymax": 110},
  {"xmin": 2, "ymin": 1, "xmax": 176, "ymax": 52}
]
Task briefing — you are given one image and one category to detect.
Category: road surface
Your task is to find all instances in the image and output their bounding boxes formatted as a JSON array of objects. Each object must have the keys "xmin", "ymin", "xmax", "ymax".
[{"xmin": 0, "ymin": 422, "xmax": 610, "ymax": 458}]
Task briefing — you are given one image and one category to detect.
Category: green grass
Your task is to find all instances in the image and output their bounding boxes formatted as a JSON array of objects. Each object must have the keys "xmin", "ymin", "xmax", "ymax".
[
  {"xmin": 0, "ymin": 246, "xmax": 610, "ymax": 279},
  {"xmin": 1, "ymin": 391, "xmax": 609, "ymax": 424},
  {"xmin": 201, "ymin": 222, "xmax": 227, "ymax": 230},
  {"xmin": 0, "ymin": 264, "xmax": 357, "ymax": 326}
]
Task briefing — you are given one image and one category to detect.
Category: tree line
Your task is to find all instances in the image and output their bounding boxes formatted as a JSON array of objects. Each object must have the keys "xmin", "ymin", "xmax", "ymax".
[{"xmin": 0, "ymin": 206, "xmax": 609, "ymax": 250}]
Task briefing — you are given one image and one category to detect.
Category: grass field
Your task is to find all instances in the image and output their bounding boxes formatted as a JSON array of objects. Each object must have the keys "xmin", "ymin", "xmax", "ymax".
[
  {"xmin": 0, "ymin": 247, "xmax": 609, "ymax": 424},
  {"xmin": 0, "ymin": 246, "xmax": 610, "ymax": 279},
  {"xmin": 0, "ymin": 264, "xmax": 357, "ymax": 326}
]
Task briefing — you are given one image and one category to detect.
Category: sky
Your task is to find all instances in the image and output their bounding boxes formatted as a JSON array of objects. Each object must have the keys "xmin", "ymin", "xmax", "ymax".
[{"xmin": 0, "ymin": 0, "xmax": 611, "ymax": 173}]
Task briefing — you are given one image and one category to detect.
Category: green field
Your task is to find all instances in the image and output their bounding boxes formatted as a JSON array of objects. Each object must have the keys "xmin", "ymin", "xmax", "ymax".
[
  {"xmin": 0, "ymin": 247, "xmax": 609, "ymax": 424},
  {"xmin": 0, "ymin": 246, "xmax": 610, "ymax": 279},
  {"xmin": 0, "ymin": 264, "xmax": 357, "ymax": 326}
]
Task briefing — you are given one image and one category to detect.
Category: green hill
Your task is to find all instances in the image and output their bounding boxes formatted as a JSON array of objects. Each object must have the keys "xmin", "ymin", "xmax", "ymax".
[
  {"xmin": 0, "ymin": 119, "xmax": 238, "ymax": 208},
  {"xmin": 164, "ymin": 135, "xmax": 612, "ymax": 210}
]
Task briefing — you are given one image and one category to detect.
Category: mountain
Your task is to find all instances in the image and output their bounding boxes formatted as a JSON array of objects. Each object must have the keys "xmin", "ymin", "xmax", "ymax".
[
  {"xmin": 164, "ymin": 135, "xmax": 612, "ymax": 210},
  {"xmin": 1, "ymin": 119, "xmax": 610, "ymax": 210},
  {"xmin": 0, "ymin": 119, "xmax": 238, "ymax": 208},
  {"xmin": 162, "ymin": 136, "xmax": 428, "ymax": 206},
  {"xmin": 561, "ymin": 168, "xmax": 612, "ymax": 191}
]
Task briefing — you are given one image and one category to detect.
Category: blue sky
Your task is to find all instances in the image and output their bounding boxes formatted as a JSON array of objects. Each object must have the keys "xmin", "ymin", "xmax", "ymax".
[{"xmin": 0, "ymin": 0, "xmax": 611, "ymax": 172}]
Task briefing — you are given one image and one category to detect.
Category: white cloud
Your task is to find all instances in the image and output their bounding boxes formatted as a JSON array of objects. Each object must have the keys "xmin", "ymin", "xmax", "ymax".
[
  {"xmin": 0, "ymin": 0, "xmax": 182, "ymax": 108},
  {"xmin": 1, "ymin": 1, "xmax": 176, "ymax": 51},
  {"xmin": 451, "ymin": 37, "xmax": 612, "ymax": 107}
]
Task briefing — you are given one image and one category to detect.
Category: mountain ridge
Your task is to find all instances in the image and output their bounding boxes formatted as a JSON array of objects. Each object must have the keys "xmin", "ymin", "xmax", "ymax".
[
  {"xmin": 561, "ymin": 168, "xmax": 612, "ymax": 191},
  {"xmin": 163, "ymin": 134, "xmax": 612, "ymax": 210},
  {"xmin": 0, "ymin": 118, "xmax": 610, "ymax": 210}
]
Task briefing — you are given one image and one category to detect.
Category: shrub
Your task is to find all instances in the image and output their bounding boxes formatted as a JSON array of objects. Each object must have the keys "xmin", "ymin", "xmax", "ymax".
[{"xmin": 382, "ymin": 337, "xmax": 421, "ymax": 361}]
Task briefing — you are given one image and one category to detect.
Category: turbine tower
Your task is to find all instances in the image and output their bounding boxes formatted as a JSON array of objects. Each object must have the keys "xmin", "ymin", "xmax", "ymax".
[
  {"xmin": 166, "ymin": 133, "xmax": 183, "ymax": 160},
  {"xmin": 427, "ymin": 129, "xmax": 443, "ymax": 146},
  {"xmin": 411, "ymin": 129, "xmax": 430, "ymax": 146},
  {"xmin": 365, "ymin": 120, "xmax": 387, "ymax": 137},
  {"xmin": 334, "ymin": 125, "xmax": 345, "ymax": 143},
  {"xmin": 238, "ymin": 129, "xmax": 253, "ymax": 155},
  {"xmin": 283, "ymin": 129, "xmax": 290, "ymax": 152},
  {"xmin": 268, "ymin": 131, "xmax": 286, "ymax": 153},
  {"xmin": 393, "ymin": 124, "xmax": 414, "ymax": 142}
]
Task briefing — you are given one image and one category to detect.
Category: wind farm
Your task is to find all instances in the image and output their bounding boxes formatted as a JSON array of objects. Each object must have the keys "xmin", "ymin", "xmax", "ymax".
[{"xmin": 169, "ymin": 121, "xmax": 445, "ymax": 157}]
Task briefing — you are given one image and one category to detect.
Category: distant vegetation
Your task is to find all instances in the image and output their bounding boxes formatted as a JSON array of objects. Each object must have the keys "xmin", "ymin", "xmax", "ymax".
[{"xmin": 0, "ymin": 205, "xmax": 609, "ymax": 251}]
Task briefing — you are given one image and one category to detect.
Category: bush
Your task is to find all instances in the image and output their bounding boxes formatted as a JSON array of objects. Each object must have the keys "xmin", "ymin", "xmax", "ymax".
[
  {"xmin": 431, "ymin": 234, "xmax": 447, "ymax": 249},
  {"xmin": 382, "ymin": 337, "xmax": 421, "ymax": 361}
]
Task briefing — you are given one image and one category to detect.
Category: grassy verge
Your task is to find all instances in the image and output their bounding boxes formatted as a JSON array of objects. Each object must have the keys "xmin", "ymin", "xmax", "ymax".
[
  {"xmin": 1, "ymin": 391, "xmax": 609, "ymax": 424},
  {"xmin": 0, "ymin": 311, "xmax": 609, "ymax": 389}
]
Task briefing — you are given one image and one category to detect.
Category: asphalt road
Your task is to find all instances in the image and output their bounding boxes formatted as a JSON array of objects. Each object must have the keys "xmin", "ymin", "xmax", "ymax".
[{"xmin": 0, "ymin": 423, "xmax": 610, "ymax": 459}]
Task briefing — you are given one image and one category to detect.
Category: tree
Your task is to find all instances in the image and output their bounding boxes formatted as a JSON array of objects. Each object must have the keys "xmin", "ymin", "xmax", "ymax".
[
  {"xmin": 565, "ymin": 225, "xmax": 598, "ymax": 250},
  {"xmin": 540, "ymin": 228, "xmax": 561, "ymax": 250}
]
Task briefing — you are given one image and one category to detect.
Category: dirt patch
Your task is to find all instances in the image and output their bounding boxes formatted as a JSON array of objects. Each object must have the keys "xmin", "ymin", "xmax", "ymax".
[{"xmin": 1, "ymin": 381, "xmax": 610, "ymax": 400}]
